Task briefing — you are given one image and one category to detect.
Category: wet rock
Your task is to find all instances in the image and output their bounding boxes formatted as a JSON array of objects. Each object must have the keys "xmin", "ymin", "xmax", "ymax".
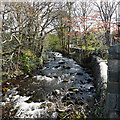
[
  {"xmin": 68, "ymin": 87, "xmax": 75, "ymax": 91},
  {"xmin": 87, "ymin": 97, "xmax": 94, "ymax": 107},
  {"xmin": 76, "ymin": 72, "xmax": 83, "ymax": 75},
  {"xmin": 47, "ymin": 108, "xmax": 56, "ymax": 116},
  {"xmin": 25, "ymin": 100, "xmax": 32, "ymax": 103},
  {"xmin": 73, "ymin": 89, "xmax": 79, "ymax": 93},
  {"xmin": 80, "ymin": 80, "xmax": 86, "ymax": 84},
  {"xmin": 63, "ymin": 79, "xmax": 69, "ymax": 82},
  {"xmin": 78, "ymin": 88, "xmax": 83, "ymax": 92},
  {"xmin": 58, "ymin": 112, "xmax": 67, "ymax": 118},
  {"xmin": 85, "ymin": 69, "xmax": 92, "ymax": 74},
  {"xmin": 70, "ymin": 72, "xmax": 74, "ymax": 75},
  {"xmin": 76, "ymin": 101, "xmax": 84, "ymax": 106},
  {"xmin": 70, "ymin": 79, "xmax": 74, "ymax": 81},
  {"xmin": 33, "ymin": 98, "xmax": 40, "ymax": 102},
  {"xmin": 46, "ymin": 74, "xmax": 53, "ymax": 78},
  {"xmin": 62, "ymin": 96, "xmax": 71, "ymax": 102},
  {"xmin": 69, "ymin": 68, "xmax": 77, "ymax": 74},
  {"xmin": 2, "ymin": 98, "xmax": 6, "ymax": 102},
  {"xmin": 56, "ymin": 106, "xmax": 71, "ymax": 113},
  {"xmin": 66, "ymin": 91, "xmax": 74, "ymax": 96},
  {"xmin": 75, "ymin": 98, "xmax": 84, "ymax": 105},
  {"xmin": 53, "ymin": 75, "xmax": 58, "ymax": 78},
  {"xmin": 87, "ymin": 78, "xmax": 93, "ymax": 83},
  {"xmin": 63, "ymin": 101, "xmax": 74, "ymax": 106},
  {"xmin": 58, "ymin": 60, "xmax": 65, "ymax": 64},
  {"xmin": 19, "ymin": 92, "xmax": 25, "ymax": 96},
  {"xmin": 55, "ymin": 65, "xmax": 60, "ymax": 68},
  {"xmin": 88, "ymin": 86, "xmax": 94, "ymax": 91},
  {"xmin": 47, "ymin": 103, "xmax": 52, "ymax": 108},
  {"xmin": 17, "ymin": 87, "xmax": 23, "ymax": 92},
  {"xmin": 52, "ymin": 89, "xmax": 60, "ymax": 95},
  {"xmin": 79, "ymin": 92, "xmax": 83, "ymax": 94},
  {"xmin": 25, "ymin": 97, "xmax": 33, "ymax": 103},
  {"xmin": 40, "ymin": 98, "xmax": 46, "ymax": 102},
  {"xmin": 34, "ymin": 78, "xmax": 40, "ymax": 83},
  {"xmin": 40, "ymin": 103, "xmax": 46, "ymax": 109},
  {"xmin": 89, "ymin": 74, "xmax": 93, "ymax": 77},
  {"xmin": 68, "ymin": 87, "xmax": 79, "ymax": 93},
  {"xmin": 11, "ymin": 109, "xmax": 18, "ymax": 117},
  {"xmin": 51, "ymin": 112, "xmax": 58, "ymax": 119},
  {"xmin": 34, "ymin": 92, "xmax": 46, "ymax": 102},
  {"xmin": 26, "ymin": 91, "xmax": 34, "ymax": 96},
  {"xmin": 63, "ymin": 65, "xmax": 70, "ymax": 69},
  {"xmin": 48, "ymin": 96, "xmax": 57, "ymax": 102}
]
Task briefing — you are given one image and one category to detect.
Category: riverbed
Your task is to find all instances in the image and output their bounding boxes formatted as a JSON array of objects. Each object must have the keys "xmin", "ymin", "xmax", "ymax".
[{"xmin": 2, "ymin": 52, "xmax": 96, "ymax": 119}]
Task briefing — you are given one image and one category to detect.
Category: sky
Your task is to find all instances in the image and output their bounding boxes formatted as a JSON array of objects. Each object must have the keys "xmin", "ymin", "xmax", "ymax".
[
  {"xmin": 1, "ymin": 0, "xmax": 119, "ymax": 34},
  {"xmin": 1, "ymin": 0, "xmax": 120, "ymax": 2}
]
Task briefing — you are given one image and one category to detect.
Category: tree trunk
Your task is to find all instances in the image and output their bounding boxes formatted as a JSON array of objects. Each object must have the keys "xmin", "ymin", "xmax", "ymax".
[{"xmin": 105, "ymin": 30, "xmax": 110, "ymax": 46}]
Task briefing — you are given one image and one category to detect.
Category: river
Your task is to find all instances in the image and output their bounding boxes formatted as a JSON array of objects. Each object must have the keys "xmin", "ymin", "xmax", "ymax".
[{"xmin": 2, "ymin": 52, "xmax": 96, "ymax": 119}]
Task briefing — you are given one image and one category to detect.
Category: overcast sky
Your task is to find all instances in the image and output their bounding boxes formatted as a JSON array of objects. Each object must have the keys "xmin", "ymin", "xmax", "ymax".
[{"xmin": 1, "ymin": 0, "xmax": 120, "ymax": 2}]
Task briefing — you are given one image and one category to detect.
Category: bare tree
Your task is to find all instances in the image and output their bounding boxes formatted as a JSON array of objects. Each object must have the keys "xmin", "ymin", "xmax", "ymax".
[
  {"xmin": 1, "ymin": 2, "xmax": 59, "ymax": 77},
  {"xmin": 92, "ymin": 1, "xmax": 119, "ymax": 46},
  {"xmin": 72, "ymin": 1, "xmax": 93, "ymax": 49}
]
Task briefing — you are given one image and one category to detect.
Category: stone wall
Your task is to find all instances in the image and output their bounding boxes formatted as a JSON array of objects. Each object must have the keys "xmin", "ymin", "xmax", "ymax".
[
  {"xmin": 106, "ymin": 45, "xmax": 120, "ymax": 118},
  {"xmin": 90, "ymin": 55, "xmax": 107, "ymax": 90},
  {"xmin": 70, "ymin": 46, "xmax": 120, "ymax": 118},
  {"xmin": 70, "ymin": 47, "xmax": 108, "ymax": 91}
]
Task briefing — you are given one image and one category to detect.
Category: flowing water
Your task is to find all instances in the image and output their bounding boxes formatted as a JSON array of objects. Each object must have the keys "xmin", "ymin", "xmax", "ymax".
[{"xmin": 2, "ymin": 52, "xmax": 96, "ymax": 119}]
